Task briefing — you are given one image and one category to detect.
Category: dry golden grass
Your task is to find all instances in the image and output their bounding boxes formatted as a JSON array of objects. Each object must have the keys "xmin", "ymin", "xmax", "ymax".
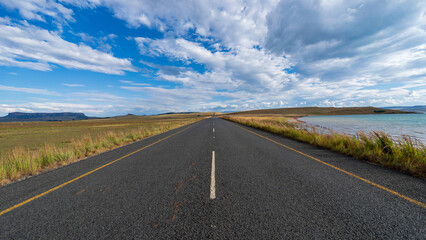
[
  {"xmin": 222, "ymin": 116, "xmax": 426, "ymax": 178},
  {"xmin": 0, "ymin": 113, "xmax": 210, "ymax": 185}
]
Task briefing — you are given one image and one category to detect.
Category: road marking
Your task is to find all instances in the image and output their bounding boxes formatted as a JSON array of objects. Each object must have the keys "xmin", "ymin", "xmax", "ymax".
[
  {"xmin": 213, "ymin": 128, "xmax": 215, "ymax": 132},
  {"xmin": 231, "ymin": 122, "xmax": 426, "ymax": 209},
  {"xmin": 210, "ymin": 151, "xmax": 216, "ymax": 199},
  {"xmin": 0, "ymin": 122, "xmax": 200, "ymax": 217}
]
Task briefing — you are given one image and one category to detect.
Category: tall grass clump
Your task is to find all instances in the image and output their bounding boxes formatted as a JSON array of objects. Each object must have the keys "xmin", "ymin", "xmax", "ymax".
[
  {"xmin": 222, "ymin": 116, "xmax": 426, "ymax": 178},
  {"xmin": 0, "ymin": 118, "xmax": 200, "ymax": 185}
]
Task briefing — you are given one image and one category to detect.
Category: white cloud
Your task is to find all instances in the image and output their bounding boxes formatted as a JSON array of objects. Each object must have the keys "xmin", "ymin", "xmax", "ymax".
[
  {"xmin": 265, "ymin": 0, "xmax": 424, "ymax": 58},
  {"xmin": 73, "ymin": 32, "xmax": 118, "ymax": 53},
  {"xmin": 71, "ymin": 91, "xmax": 125, "ymax": 101},
  {"xmin": 0, "ymin": 0, "xmax": 74, "ymax": 22},
  {"xmin": 63, "ymin": 83, "xmax": 85, "ymax": 87},
  {"xmin": 135, "ymin": 37, "xmax": 295, "ymax": 92},
  {"xmin": 0, "ymin": 20, "xmax": 137, "ymax": 74},
  {"xmin": 0, "ymin": 104, "xmax": 34, "ymax": 115},
  {"xmin": 82, "ymin": 0, "xmax": 279, "ymax": 49},
  {"xmin": 0, "ymin": 100, "xmax": 121, "ymax": 116},
  {"xmin": 265, "ymin": 0, "xmax": 426, "ymax": 84},
  {"xmin": 26, "ymin": 102, "xmax": 112, "ymax": 114},
  {"xmin": 119, "ymin": 80, "xmax": 150, "ymax": 86},
  {"xmin": 0, "ymin": 55, "xmax": 51, "ymax": 71},
  {"xmin": 6, "ymin": 1, "xmax": 279, "ymax": 48},
  {"xmin": 0, "ymin": 84, "xmax": 60, "ymax": 95}
]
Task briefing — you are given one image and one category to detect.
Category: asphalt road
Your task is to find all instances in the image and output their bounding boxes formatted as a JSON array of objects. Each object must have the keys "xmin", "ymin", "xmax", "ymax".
[{"xmin": 0, "ymin": 117, "xmax": 425, "ymax": 239}]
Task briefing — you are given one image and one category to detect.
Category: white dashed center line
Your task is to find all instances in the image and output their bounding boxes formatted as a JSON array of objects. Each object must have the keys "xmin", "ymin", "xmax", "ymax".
[{"xmin": 210, "ymin": 151, "xmax": 216, "ymax": 199}]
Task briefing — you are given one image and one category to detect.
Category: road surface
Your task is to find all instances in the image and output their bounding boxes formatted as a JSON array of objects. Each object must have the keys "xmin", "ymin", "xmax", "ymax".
[{"xmin": 0, "ymin": 117, "xmax": 425, "ymax": 239}]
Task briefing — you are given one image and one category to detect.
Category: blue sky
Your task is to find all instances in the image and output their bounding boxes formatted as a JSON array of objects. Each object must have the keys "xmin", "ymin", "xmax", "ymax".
[{"xmin": 0, "ymin": 0, "xmax": 425, "ymax": 116}]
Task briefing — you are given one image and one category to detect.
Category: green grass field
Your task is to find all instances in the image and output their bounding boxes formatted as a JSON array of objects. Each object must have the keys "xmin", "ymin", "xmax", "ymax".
[
  {"xmin": 0, "ymin": 113, "xmax": 211, "ymax": 184},
  {"xmin": 221, "ymin": 116, "xmax": 426, "ymax": 178}
]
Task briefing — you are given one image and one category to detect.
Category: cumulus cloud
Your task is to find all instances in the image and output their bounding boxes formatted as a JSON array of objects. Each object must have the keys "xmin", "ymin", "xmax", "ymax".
[
  {"xmin": 135, "ymin": 37, "xmax": 295, "ymax": 92},
  {"xmin": 6, "ymin": 0, "xmax": 279, "ymax": 48},
  {"xmin": 265, "ymin": 0, "xmax": 426, "ymax": 83},
  {"xmin": 266, "ymin": 1, "xmax": 423, "ymax": 57},
  {"xmin": 83, "ymin": 0, "xmax": 279, "ymax": 48},
  {"xmin": 0, "ymin": 0, "xmax": 74, "ymax": 22},
  {"xmin": 0, "ymin": 19, "xmax": 136, "ymax": 74}
]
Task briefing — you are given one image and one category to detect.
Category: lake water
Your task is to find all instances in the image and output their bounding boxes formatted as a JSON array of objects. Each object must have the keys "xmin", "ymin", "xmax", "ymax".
[{"xmin": 300, "ymin": 114, "xmax": 426, "ymax": 143}]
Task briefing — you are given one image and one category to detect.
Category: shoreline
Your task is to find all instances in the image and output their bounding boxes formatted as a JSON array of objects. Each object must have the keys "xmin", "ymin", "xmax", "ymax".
[
  {"xmin": 297, "ymin": 113, "xmax": 425, "ymax": 144},
  {"xmin": 221, "ymin": 115, "xmax": 426, "ymax": 178},
  {"xmin": 290, "ymin": 117, "xmax": 306, "ymax": 124}
]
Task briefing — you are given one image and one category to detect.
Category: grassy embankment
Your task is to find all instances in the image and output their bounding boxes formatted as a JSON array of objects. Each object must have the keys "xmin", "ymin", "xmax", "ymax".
[
  {"xmin": 0, "ymin": 113, "xmax": 210, "ymax": 185},
  {"xmin": 221, "ymin": 112, "xmax": 425, "ymax": 178}
]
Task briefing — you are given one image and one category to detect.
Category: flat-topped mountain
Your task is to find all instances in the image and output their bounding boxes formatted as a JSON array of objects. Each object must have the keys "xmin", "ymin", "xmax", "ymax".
[{"xmin": 0, "ymin": 112, "xmax": 90, "ymax": 122}]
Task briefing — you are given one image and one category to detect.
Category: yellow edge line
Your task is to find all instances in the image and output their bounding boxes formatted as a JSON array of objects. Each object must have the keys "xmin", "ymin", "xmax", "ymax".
[
  {"xmin": 0, "ymin": 121, "xmax": 200, "ymax": 216},
  {"xmin": 232, "ymin": 122, "xmax": 426, "ymax": 209}
]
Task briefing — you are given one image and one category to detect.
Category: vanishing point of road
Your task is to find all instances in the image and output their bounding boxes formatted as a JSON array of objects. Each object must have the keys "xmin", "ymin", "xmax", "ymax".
[{"xmin": 0, "ymin": 117, "xmax": 425, "ymax": 239}]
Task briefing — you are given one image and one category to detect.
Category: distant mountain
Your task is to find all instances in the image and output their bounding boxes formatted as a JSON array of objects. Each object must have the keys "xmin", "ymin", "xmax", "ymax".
[
  {"xmin": 156, "ymin": 112, "xmax": 196, "ymax": 115},
  {"xmin": 112, "ymin": 113, "xmax": 144, "ymax": 118},
  {"xmin": 225, "ymin": 106, "xmax": 413, "ymax": 117},
  {"xmin": 383, "ymin": 105, "xmax": 426, "ymax": 113},
  {"xmin": 0, "ymin": 112, "xmax": 91, "ymax": 122}
]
